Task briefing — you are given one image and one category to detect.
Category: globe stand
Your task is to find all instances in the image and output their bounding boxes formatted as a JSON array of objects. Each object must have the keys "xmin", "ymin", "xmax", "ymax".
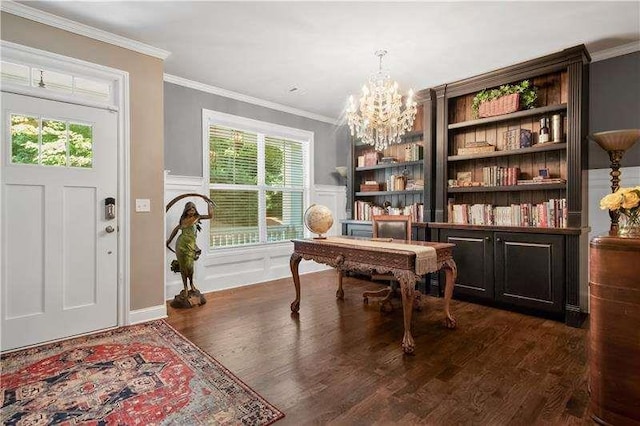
[{"xmin": 313, "ymin": 235, "xmax": 327, "ymax": 240}]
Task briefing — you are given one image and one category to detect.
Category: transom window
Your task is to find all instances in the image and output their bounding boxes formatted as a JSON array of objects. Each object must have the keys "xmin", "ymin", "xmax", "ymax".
[
  {"xmin": 1, "ymin": 60, "xmax": 111, "ymax": 102},
  {"xmin": 206, "ymin": 113, "xmax": 311, "ymax": 249}
]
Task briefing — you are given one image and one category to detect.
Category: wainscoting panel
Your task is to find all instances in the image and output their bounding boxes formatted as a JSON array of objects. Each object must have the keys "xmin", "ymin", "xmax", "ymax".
[{"xmin": 164, "ymin": 174, "xmax": 346, "ymax": 299}]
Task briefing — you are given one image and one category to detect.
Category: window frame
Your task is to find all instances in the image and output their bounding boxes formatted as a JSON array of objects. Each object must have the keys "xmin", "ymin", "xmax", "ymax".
[{"xmin": 202, "ymin": 109, "xmax": 313, "ymax": 251}]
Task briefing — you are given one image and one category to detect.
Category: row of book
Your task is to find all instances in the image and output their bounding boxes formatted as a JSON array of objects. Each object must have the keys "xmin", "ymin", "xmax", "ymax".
[
  {"xmin": 404, "ymin": 143, "xmax": 423, "ymax": 162},
  {"xmin": 354, "ymin": 201, "xmax": 424, "ymax": 223},
  {"xmin": 482, "ymin": 166, "xmax": 520, "ymax": 187},
  {"xmin": 448, "ymin": 198, "xmax": 568, "ymax": 228}
]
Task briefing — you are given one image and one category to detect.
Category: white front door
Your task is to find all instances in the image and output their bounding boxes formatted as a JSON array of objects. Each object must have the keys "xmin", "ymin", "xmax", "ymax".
[{"xmin": 1, "ymin": 92, "xmax": 118, "ymax": 351}]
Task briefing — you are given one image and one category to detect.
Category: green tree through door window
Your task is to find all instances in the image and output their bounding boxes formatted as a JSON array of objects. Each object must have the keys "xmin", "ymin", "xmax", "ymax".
[{"xmin": 11, "ymin": 114, "xmax": 92, "ymax": 168}]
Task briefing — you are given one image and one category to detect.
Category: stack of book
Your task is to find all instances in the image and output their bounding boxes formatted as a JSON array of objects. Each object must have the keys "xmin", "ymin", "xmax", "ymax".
[{"xmin": 404, "ymin": 143, "xmax": 423, "ymax": 161}]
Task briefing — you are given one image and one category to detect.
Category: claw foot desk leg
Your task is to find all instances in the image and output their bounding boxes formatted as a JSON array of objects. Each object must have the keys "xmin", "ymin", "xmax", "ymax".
[
  {"xmin": 397, "ymin": 272, "xmax": 417, "ymax": 354},
  {"xmin": 290, "ymin": 253, "xmax": 302, "ymax": 313},
  {"xmin": 336, "ymin": 269, "xmax": 345, "ymax": 300},
  {"xmin": 443, "ymin": 259, "xmax": 458, "ymax": 329}
]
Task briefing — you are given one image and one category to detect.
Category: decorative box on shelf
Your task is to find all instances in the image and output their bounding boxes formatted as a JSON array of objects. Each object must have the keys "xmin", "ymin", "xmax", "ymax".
[
  {"xmin": 360, "ymin": 183, "xmax": 381, "ymax": 192},
  {"xmin": 478, "ymin": 93, "xmax": 520, "ymax": 118},
  {"xmin": 458, "ymin": 145, "xmax": 496, "ymax": 155},
  {"xmin": 364, "ymin": 152, "xmax": 381, "ymax": 167}
]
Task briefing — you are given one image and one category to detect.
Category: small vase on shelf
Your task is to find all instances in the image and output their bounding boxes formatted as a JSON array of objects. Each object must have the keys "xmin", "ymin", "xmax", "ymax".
[{"xmin": 619, "ymin": 211, "xmax": 640, "ymax": 238}]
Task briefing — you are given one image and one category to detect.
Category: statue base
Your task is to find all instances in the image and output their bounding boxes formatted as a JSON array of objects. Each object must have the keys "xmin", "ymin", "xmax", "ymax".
[{"xmin": 170, "ymin": 289, "xmax": 207, "ymax": 309}]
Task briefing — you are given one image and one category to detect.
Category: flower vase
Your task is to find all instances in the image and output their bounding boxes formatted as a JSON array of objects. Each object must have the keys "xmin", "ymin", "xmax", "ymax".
[{"xmin": 619, "ymin": 211, "xmax": 640, "ymax": 238}]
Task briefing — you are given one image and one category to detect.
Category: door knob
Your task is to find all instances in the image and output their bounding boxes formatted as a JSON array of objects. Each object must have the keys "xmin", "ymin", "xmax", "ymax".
[{"xmin": 105, "ymin": 226, "xmax": 115, "ymax": 233}]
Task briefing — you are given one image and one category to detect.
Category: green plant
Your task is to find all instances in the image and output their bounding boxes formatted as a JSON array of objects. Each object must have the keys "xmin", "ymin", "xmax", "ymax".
[{"xmin": 471, "ymin": 80, "xmax": 537, "ymax": 118}]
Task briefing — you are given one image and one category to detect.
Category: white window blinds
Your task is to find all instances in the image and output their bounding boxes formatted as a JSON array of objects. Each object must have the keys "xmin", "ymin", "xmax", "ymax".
[{"xmin": 209, "ymin": 125, "xmax": 307, "ymax": 248}]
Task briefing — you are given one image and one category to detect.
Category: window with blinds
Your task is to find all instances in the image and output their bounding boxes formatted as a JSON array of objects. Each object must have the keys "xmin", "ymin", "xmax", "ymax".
[{"xmin": 209, "ymin": 125, "xmax": 307, "ymax": 248}]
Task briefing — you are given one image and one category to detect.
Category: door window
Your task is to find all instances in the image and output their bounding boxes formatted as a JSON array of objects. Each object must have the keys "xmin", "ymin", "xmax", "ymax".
[{"xmin": 10, "ymin": 113, "xmax": 93, "ymax": 168}]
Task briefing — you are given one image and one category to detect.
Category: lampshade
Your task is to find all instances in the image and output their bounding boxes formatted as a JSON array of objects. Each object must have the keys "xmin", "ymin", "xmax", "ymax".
[{"xmin": 590, "ymin": 129, "xmax": 640, "ymax": 152}]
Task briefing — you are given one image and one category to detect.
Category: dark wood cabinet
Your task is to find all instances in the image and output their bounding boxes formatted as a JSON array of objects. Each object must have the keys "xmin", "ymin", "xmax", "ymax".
[
  {"xmin": 342, "ymin": 220, "xmax": 428, "ymax": 241},
  {"xmin": 494, "ymin": 232, "xmax": 564, "ymax": 313},
  {"xmin": 432, "ymin": 224, "xmax": 578, "ymax": 320},
  {"xmin": 341, "ymin": 221, "xmax": 373, "ymax": 238},
  {"xmin": 439, "ymin": 228, "xmax": 494, "ymax": 300}
]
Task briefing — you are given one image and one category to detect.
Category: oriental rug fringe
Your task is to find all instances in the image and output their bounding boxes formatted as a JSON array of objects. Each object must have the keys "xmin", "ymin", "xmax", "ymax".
[{"xmin": 1, "ymin": 320, "xmax": 284, "ymax": 425}]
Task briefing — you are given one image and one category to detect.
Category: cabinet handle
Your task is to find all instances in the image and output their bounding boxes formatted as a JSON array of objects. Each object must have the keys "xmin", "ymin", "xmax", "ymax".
[
  {"xmin": 496, "ymin": 237, "xmax": 502, "ymax": 242},
  {"xmin": 485, "ymin": 236, "xmax": 491, "ymax": 242}
]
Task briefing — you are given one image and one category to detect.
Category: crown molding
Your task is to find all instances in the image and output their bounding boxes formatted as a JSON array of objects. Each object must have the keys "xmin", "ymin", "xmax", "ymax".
[
  {"xmin": 590, "ymin": 41, "xmax": 640, "ymax": 62},
  {"xmin": 164, "ymin": 73, "xmax": 339, "ymax": 125},
  {"xmin": 0, "ymin": 1, "xmax": 171, "ymax": 60}
]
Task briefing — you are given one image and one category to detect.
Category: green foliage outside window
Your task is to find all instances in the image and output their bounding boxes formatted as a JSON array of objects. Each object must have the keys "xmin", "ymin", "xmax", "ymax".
[{"xmin": 11, "ymin": 114, "xmax": 92, "ymax": 167}]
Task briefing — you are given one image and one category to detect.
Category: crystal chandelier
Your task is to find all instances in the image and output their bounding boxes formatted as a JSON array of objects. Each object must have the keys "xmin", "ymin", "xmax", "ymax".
[{"xmin": 347, "ymin": 50, "xmax": 417, "ymax": 151}]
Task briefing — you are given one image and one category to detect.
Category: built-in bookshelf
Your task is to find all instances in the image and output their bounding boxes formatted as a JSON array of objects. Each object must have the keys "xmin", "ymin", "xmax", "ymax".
[
  {"xmin": 428, "ymin": 45, "xmax": 590, "ymax": 326},
  {"xmin": 345, "ymin": 92, "xmax": 437, "ymax": 233}
]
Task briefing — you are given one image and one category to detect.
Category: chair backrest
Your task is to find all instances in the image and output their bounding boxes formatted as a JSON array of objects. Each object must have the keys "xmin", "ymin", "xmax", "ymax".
[{"xmin": 372, "ymin": 215, "xmax": 412, "ymax": 241}]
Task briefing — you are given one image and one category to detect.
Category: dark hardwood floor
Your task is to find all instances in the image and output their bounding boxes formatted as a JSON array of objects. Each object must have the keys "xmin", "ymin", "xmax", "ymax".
[{"xmin": 166, "ymin": 270, "xmax": 591, "ymax": 425}]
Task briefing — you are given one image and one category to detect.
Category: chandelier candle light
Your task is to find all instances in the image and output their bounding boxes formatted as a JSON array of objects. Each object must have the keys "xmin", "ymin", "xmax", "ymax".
[{"xmin": 347, "ymin": 50, "xmax": 417, "ymax": 151}]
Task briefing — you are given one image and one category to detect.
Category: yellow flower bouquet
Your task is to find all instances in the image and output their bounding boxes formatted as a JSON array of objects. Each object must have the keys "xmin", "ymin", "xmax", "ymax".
[{"xmin": 600, "ymin": 186, "xmax": 640, "ymax": 237}]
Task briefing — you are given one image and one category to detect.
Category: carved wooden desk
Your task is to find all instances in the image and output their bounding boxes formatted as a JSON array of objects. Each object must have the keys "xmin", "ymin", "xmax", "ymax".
[{"xmin": 289, "ymin": 237, "xmax": 457, "ymax": 354}]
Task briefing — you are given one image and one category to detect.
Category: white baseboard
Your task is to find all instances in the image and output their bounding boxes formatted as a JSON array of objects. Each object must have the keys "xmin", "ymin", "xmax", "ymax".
[{"xmin": 129, "ymin": 304, "xmax": 167, "ymax": 325}]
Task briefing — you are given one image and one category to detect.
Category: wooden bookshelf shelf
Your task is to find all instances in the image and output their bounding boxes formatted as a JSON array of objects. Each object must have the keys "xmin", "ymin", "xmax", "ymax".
[
  {"xmin": 356, "ymin": 160, "xmax": 423, "ymax": 171},
  {"xmin": 447, "ymin": 183, "xmax": 566, "ymax": 193},
  {"xmin": 448, "ymin": 142, "xmax": 566, "ymax": 162},
  {"xmin": 428, "ymin": 222, "xmax": 584, "ymax": 235},
  {"xmin": 355, "ymin": 189, "xmax": 423, "ymax": 197},
  {"xmin": 448, "ymin": 104, "xmax": 567, "ymax": 130}
]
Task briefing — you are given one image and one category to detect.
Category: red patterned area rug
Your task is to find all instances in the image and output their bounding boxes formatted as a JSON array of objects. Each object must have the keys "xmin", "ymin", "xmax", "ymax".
[{"xmin": 1, "ymin": 320, "xmax": 284, "ymax": 425}]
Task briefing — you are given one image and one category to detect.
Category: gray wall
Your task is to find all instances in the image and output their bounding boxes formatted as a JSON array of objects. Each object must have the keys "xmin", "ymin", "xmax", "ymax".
[
  {"xmin": 164, "ymin": 82, "xmax": 349, "ymax": 185},
  {"xmin": 589, "ymin": 52, "xmax": 640, "ymax": 169},
  {"xmin": 165, "ymin": 51, "xmax": 639, "ymax": 180}
]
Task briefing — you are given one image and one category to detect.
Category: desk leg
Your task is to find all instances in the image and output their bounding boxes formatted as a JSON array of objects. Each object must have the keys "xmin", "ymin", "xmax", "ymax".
[
  {"xmin": 442, "ymin": 259, "xmax": 458, "ymax": 329},
  {"xmin": 336, "ymin": 269, "xmax": 345, "ymax": 300},
  {"xmin": 290, "ymin": 253, "xmax": 302, "ymax": 313},
  {"xmin": 397, "ymin": 273, "xmax": 417, "ymax": 354}
]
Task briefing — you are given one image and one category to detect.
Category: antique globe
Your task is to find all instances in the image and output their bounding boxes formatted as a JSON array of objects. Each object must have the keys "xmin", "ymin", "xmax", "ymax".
[{"xmin": 304, "ymin": 204, "xmax": 334, "ymax": 239}]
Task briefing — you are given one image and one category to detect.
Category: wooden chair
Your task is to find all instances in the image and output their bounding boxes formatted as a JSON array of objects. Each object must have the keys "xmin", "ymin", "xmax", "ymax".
[{"xmin": 363, "ymin": 215, "xmax": 414, "ymax": 311}]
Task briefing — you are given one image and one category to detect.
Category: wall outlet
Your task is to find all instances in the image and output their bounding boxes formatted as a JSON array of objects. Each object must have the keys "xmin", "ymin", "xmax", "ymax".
[{"xmin": 135, "ymin": 198, "xmax": 151, "ymax": 212}]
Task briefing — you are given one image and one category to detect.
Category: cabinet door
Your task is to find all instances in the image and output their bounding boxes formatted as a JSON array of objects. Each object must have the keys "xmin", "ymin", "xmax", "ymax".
[
  {"xmin": 440, "ymin": 229, "xmax": 494, "ymax": 300},
  {"xmin": 494, "ymin": 232, "xmax": 564, "ymax": 313},
  {"xmin": 343, "ymin": 223, "xmax": 373, "ymax": 238}
]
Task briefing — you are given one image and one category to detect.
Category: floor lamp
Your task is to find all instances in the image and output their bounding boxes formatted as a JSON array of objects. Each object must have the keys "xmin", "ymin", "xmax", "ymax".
[
  {"xmin": 335, "ymin": 166, "xmax": 349, "ymax": 219},
  {"xmin": 590, "ymin": 129, "xmax": 640, "ymax": 234}
]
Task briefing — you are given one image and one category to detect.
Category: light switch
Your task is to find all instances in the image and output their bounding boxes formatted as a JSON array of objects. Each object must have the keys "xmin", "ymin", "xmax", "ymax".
[{"xmin": 135, "ymin": 198, "xmax": 151, "ymax": 212}]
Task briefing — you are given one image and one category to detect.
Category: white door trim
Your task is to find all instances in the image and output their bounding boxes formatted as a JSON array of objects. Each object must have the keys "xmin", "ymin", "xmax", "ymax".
[{"xmin": 0, "ymin": 41, "xmax": 131, "ymax": 329}]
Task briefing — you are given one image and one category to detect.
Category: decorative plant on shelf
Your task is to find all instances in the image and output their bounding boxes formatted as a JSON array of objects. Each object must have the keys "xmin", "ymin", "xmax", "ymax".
[{"xmin": 471, "ymin": 80, "xmax": 538, "ymax": 118}]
